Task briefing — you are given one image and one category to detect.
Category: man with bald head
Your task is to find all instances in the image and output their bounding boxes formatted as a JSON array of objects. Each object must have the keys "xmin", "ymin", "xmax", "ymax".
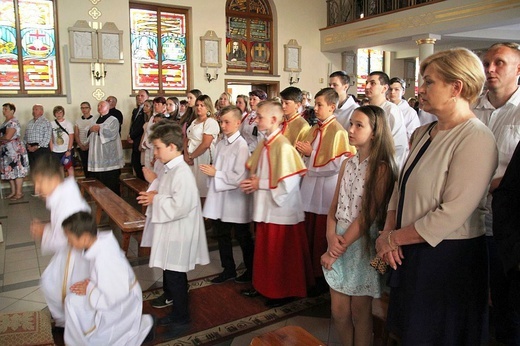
[
  {"xmin": 473, "ymin": 42, "xmax": 520, "ymax": 345},
  {"xmin": 106, "ymin": 95, "xmax": 123, "ymax": 134},
  {"xmin": 87, "ymin": 101, "xmax": 124, "ymax": 194},
  {"xmin": 24, "ymin": 104, "xmax": 52, "ymax": 167}
]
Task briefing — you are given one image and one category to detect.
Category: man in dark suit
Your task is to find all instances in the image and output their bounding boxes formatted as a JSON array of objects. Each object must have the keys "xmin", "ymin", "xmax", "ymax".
[
  {"xmin": 127, "ymin": 89, "xmax": 148, "ymax": 180},
  {"xmin": 493, "ymin": 141, "xmax": 520, "ymax": 344}
]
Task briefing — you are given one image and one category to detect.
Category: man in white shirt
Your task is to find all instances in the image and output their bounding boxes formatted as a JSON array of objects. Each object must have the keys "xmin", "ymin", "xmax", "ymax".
[
  {"xmin": 329, "ymin": 70, "xmax": 359, "ymax": 129},
  {"xmin": 473, "ymin": 42, "xmax": 520, "ymax": 345},
  {"xmin": 388, "ymin": 77, "xmax": 420, "ymax": 139},
  {"xmin": 24, "ymin": 104, "xmax": 52, "ymax": 166},
  {"xmin": 365, "ymin": 71, "xmax": 409, "ymax": 168}
]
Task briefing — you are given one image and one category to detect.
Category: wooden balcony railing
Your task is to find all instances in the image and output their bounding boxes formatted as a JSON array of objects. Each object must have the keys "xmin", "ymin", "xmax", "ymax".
[{"xmin": 327, "ymin": 0, "xmax": 437, "ymax": 26}]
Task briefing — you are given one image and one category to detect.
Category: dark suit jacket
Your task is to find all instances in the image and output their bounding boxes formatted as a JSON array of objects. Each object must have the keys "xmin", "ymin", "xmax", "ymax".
[
  {"xmin": 129, "ymin": 107, "xmax": 145, "ymax": 151},
  {"xmin": 108, "ymin": 107, "xmax": 123, "ymax": 134},
  {"xmin": 493, "ymin": 140, "xmax": 520, "ymax": 311}
]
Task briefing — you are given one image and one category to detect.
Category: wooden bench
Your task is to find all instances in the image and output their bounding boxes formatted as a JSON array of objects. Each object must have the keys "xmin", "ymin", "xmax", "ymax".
[
  {"xmin": 80, "ymin": 179, "xmax": 148, "ymax": 257},
  {"xmin": 119, "ymin": 174, "xmax": 149, "ymax": 213},
  {"xmin": 250, "ymin": 325, "xmax": 325, "ymax": 346}
]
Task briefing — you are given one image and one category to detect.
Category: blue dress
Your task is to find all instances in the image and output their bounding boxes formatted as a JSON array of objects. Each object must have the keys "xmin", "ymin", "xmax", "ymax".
[{"xmin": 323, "ymin": 155, "xmax": 382, "ymax": 298}]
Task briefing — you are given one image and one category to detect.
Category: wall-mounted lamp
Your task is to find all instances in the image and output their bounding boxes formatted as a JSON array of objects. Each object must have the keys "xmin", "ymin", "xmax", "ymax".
[
  {"xmin": 205, "ymin": 67, "xmax": 219, "ymax": 83},
  {"xmin": 289, "ymin": 72, "xmax": 300, "ymax": 85},
  {"xmin": 91, "ymin": 62, "xmax": 107, "ymax": 81}
]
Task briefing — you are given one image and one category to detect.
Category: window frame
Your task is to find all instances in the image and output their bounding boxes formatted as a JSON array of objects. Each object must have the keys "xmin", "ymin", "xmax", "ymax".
[
  {"xmin": 225, "ymin": 0, "xmax": 274, "ymax": 75},
  {"xmin": 0, "ymin": 0, "xmax": 62, "ymax": 96},
  {"xmin": 129, "ymin": 2, "xmax": 191, "ymax": 96}
]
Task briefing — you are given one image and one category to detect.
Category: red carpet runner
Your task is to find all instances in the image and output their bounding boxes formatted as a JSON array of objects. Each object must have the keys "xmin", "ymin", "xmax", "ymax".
[{"xmin": 143, "ymin": 274, "xmax": 329, "ymax": 345}]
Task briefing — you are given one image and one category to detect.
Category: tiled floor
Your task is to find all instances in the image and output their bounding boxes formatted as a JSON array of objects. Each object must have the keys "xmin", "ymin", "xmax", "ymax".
[{"xmin": 0, "ymin": 186, "xmax": 340, "ymax": 346}]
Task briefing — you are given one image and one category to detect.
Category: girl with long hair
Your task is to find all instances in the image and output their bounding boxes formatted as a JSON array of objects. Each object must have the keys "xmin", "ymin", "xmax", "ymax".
[
  {"xmin": 321, "ymin": 105, "xmax": 398, "ymax": 346},
  {"xmin": 166, "ymin": 96, "xmax": 180, "ymax": 121},
  {"xmin": 179, "ymin": 89, "xmax": 202, "ymax": 134}
]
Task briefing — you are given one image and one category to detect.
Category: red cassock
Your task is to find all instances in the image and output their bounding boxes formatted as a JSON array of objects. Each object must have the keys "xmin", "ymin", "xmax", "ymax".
[{"xmin": 252, "ymin": 222, "xmax": 314, "ymax": 299}]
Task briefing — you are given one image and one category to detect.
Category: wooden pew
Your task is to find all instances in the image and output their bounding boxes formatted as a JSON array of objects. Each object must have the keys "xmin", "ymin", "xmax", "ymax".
[
  {"xmin": 80, "ymin": 179, "xmax": 148, "ymax": 257},
  {"xmin": 119, "ymin": 173, "xmax": 149, "ymax": 213}
]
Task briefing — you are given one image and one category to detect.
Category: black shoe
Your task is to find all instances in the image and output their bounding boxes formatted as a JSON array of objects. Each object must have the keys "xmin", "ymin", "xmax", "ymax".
[
  {"xmin": 160, "ymin": 321, "xmax": 191, "ymax": 339},
  {"xmin": 52, "ymin": 326, "xmax": 64, "ymax": 334},
  {"xmin": 210, "ymin": 271, "xmax": 236, "ymax": 284},
  {"xmin": 234, "ymin": 271, "xmax": 252, "ymax": 283},
  {"xmin": 240, "ymin": 288, "xmax": 259, "ymax": 298},
  {"xmin": 157, "ymin": 315, "xmax": 177, "ymax": 326},
  {"xmin": 265, "ymin": 297, "xmax": 296, "ymax": 308},
  {"xmin": 151, "ymin": 293, "xmax": 173, "ymax": 309}
]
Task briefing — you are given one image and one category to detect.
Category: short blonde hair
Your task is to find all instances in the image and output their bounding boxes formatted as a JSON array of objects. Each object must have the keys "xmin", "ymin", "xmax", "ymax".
[
  {"xmin": 220, "ymin": 92, "xmax": 233, "ymax": 105},
  {"xmin": 420, "ymin": 48, "xmax": 485, "ymax": 104},
  {"xmin": 220, "ymin": 105, "xmax": 242, "ymax": 121},
  {"xmin": 257, "ymin": 100, "xmax": 283, "ymax": 123}
]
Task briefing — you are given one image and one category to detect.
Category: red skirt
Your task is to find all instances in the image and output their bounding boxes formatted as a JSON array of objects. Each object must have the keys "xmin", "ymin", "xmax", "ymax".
[
  {"xmin": 304, "ymin": 212, "xmax": 328, "ymax": 278},
  {"xmin": 252, "ymin": 222, "xmax": 314, "ymax": 299}
]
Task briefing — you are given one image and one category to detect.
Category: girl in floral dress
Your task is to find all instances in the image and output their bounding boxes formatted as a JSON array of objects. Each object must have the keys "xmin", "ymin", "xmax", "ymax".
[{"xmin": 321, "ymin": 105, "xmax": 397, "ymax": 345}]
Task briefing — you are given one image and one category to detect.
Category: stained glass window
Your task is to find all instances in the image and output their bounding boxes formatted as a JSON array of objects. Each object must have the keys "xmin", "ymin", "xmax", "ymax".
[
  {"xmin": 356, "ymin": 49, "xmax": 384, "ymax": 94},
  {"xmin": 130, "ymin": 3, "xmax": 189, "ymax": 94},
  {"xmin": 0, "ymin": 0, "xmax": 60, "ymax": 94},
  {"xmin": 226, "ymin": 0, "xmax": 273, "ymax": 74}
]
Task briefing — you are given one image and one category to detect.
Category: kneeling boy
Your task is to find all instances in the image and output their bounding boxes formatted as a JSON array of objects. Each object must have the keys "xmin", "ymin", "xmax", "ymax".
[
  {"xmin": 30, "ymin": 154, "xmax": 91, "ymax": 330},
  {"xmin": 62, "ymin": 211, "xmax": 153, "ymax": 346}
]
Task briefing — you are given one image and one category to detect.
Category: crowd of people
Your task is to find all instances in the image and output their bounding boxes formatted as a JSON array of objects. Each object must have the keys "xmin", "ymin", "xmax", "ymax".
[{"xmin": 3, "ymin": 41, "xmax": 517, "ymax": 345}]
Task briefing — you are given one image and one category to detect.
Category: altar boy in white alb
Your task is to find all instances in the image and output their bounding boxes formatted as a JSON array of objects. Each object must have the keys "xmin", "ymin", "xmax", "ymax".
[
  {"xmin": 30, "ymin": 154, "xmax": 91, "ymax": 329},
  {"xmin": 201, "ymin": 106, "xmax": 254, "ymax": 284},
  {"xmin": 62, "ymin": 212, "xmax": 153, "ymax": 346},
  {"xmin": 137, "ymin": 122, "xmax": 210, "ymax": 339}
]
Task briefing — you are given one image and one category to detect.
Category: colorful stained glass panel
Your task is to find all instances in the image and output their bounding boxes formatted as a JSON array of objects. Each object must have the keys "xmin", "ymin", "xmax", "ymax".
[
  {"xmin": 0, "ymin": 0, "xmax": 19, "ymax": 89},
  {"xmin": 357, "ymin": 49, "xmax": 383, "ymax": 94},
  {"xmin": 161, "ymin": 12, "xmax": 186, "ymax": 90},
  {"xmin": 130, "ymin": 8, "xmax": 187, "ymax": 91},
  {"xmin": 130, "ymin": 9, "xmax": 158, "ymax": 90},
  {"xmin": 19, "ymin": 0, "xmax": 57, "ymax": 90}
]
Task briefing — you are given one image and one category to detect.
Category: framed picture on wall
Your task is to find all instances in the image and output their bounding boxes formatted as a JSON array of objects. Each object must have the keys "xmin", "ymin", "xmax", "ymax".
[
  {"xmin": 284, "ymin": 39, "xmax": 301, "ymax": 72},
  {"xmin": 97, "ymin": 22, "xmax": 124, "ymax": 63},
  {"xmin": 200, "ymin": 30, "xmax": 222, "ymax": 68}
]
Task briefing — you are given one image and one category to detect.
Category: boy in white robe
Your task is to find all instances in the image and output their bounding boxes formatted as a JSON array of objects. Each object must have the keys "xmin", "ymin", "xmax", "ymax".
[
  {"xmin": 201, "ymin": 106, "xmax": 254, "ymax": 284},
  {"xmin": 30, "ymin": 154, "xmax": 91, "ymax": 329},
  {"xmin": 62, "ymin": 212, "xmax": 153, "ymax": 346},
  {"xmin": 240, "ymin": 101, "xmax": 312, "ymax": 308},
  {"xmin": 295, "ymin": 88, "xmax": 356, "ymax": 295},
  {"xmin": 137, "ymin": 122, "xmax": 210, "ymax": 339}
]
